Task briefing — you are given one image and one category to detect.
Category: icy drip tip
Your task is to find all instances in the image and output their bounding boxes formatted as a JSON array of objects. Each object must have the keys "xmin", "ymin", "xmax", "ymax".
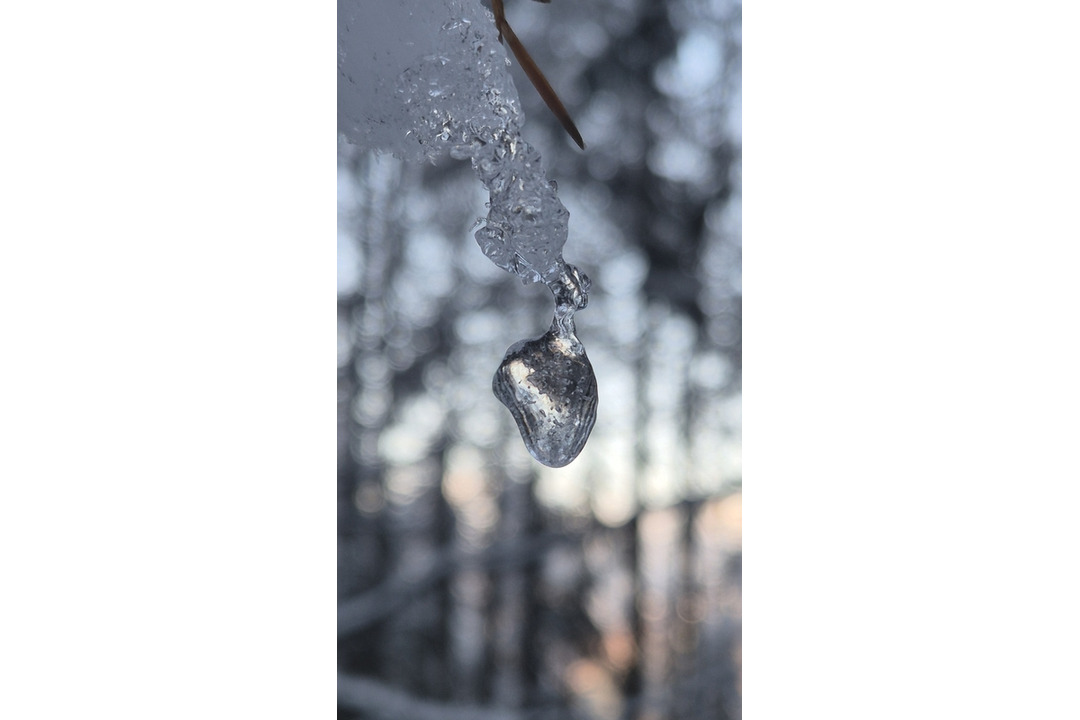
[
  {"xmin": 493, "ymin": 261, "xmax": 597, "ymax": 468},
  {"xmin": 547, "ymin": 263, "xmax": 590, "ymax": 341}
]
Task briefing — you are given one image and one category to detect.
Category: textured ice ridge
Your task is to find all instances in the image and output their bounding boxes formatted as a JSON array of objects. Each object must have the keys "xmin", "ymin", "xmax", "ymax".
[{"xmin": 399, "ymin": 8, "xmax": 571, "ymax": 285}]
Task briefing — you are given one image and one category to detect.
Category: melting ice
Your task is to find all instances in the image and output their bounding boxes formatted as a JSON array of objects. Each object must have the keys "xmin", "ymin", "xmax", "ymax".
[
  {"xmin": 339, "ymin": 0, "xmax": 597, "ymax": 466},
  {"xmin": 492, "ymin": 265, "xmax": 597, "ymax": 467}
]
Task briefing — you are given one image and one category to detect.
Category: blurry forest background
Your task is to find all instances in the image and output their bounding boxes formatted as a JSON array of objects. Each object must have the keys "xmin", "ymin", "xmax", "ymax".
[{"xmin": 338, "ymin": 0, "xmax": 741, "ymax": 718}]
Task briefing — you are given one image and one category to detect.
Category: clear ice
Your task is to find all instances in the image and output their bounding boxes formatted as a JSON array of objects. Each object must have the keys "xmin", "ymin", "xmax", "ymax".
[
  {"xmin": 338, "ymin": 0, "xmax": 598, "ymax": 466},
  {"xmin": 493, "ymin": 265, "xmax": 597, "ymax": 468}
]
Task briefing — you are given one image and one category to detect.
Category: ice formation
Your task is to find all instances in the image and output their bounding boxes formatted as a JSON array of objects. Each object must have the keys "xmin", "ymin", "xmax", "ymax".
[
  {"xmin": 492, "ymin": 265, "xmax": 596, "ymax": 467},
  {"xmin": 339, "ymin": 0, "xmax": 597, "ymax": 467}
]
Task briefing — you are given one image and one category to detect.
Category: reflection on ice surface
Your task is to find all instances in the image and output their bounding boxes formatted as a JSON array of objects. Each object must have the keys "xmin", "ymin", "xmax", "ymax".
[{"xmin": 491, "ymin": 261, "xmax": 598, "ymax": 467}]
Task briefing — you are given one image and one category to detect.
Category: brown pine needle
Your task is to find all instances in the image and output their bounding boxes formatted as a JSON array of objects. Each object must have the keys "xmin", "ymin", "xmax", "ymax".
[{"xmin": 492, "ymin": 0, "xmax": 586, "ymax": 150}]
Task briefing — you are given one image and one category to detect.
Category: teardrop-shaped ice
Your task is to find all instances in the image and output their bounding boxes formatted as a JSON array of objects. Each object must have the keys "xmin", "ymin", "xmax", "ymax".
[{"xmin": 492, "ymin": 329, "xmax": 598, "ymax": 468}]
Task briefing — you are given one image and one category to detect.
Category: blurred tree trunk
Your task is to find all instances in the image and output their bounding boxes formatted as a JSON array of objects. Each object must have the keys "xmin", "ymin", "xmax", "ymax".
[
  {"xmin": 489, "ymin": 460, "xmax": 539, "ymax": 707},
  {"xmin": 339, "ymin": 151, "xmax": 406, "ymax": 678}
]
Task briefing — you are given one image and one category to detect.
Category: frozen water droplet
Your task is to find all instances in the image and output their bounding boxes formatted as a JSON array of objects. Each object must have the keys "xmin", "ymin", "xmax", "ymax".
[
  {"xmin": 493, "ymin": 329, "xmax": 597, "ymax": 468},
  {"xmin": 493, "ymin": 263, "xmax": 597, "ymax": 468}
]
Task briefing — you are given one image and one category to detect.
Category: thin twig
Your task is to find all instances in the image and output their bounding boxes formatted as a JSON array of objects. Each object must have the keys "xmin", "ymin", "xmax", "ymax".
[{"xmin": 492, "ymin": 0, "xmax": 586, "ymax": 149}]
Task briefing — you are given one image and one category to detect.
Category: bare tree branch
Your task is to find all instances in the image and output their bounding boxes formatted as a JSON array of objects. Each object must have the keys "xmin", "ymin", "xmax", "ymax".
[
  {"xmin": 338, "ymin": 672, "xmax": 526, "ymax": 720},
  {"xmin": 338, "ymin": 533, "xmax": 567, "ymax": 638}
]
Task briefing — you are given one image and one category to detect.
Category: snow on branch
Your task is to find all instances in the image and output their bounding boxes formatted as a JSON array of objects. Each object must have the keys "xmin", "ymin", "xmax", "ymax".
[{"xmin": 338, "ymin": 0, "xmax": 569, "ymax": 284}]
